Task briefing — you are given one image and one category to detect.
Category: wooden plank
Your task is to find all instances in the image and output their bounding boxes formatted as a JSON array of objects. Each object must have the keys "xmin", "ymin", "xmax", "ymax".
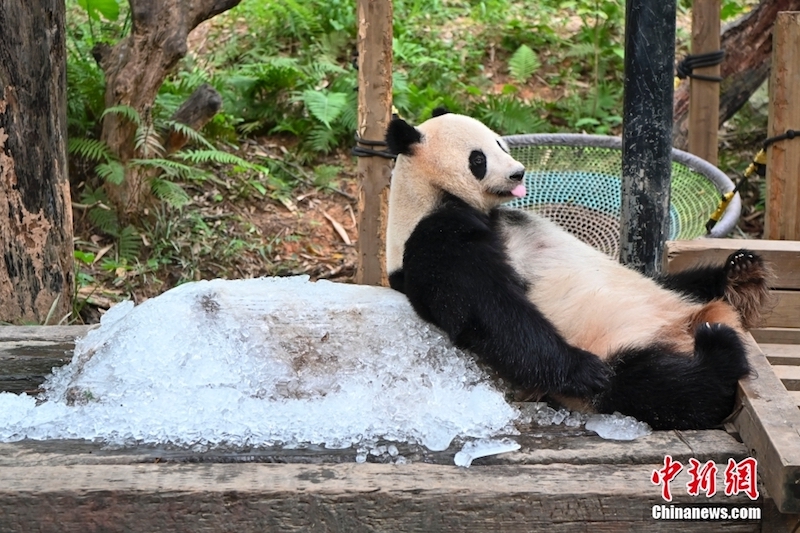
[
  {"xmin": 665, "ymin": 239, "xmax": 800, "ymax": 289},
  {"xmin": 0, "ymin": 325, "xmax": 92, "ymax": 341},
  {"xmin": 0, "ymin": 428, "xmax": 749, "ymax": 468},
  {"xmin": 687, "ymin": 0, "xmax": 721, "ymax": 165},
  {"xmin": 772, "ymin": 365, "xmax": 800, "ymax": 390},
  {"xmin": 732, "ymin": 334, "xmax": 800, "ymax": 514},
  {"xmin": 789, "ymin": 391, "xmax": 800, "ymax": 409},
  {"xmin": 764, "ymin": 289, "xmax": 800, "ymax": 329},
  {"xmin": 752, "ymin": 328, "xmax": 800, "ymax": 345},
  {"xmin": 0, "ymin": 325, "xmax": 90, "ymax": 393},
  {"xmin": 355, "ymin": 0, "xmax": 393, "ymax": 286},
  {"xmin": 764, "ymin": 12, "xmax": 800, "ymax": 240},
  {"xmin": 761, "ymin": 343, "xmax": 800, "ymax": 365},
  {"xmin": 0, "ymin": 462, "xmax": 761, "ymax": 532}
]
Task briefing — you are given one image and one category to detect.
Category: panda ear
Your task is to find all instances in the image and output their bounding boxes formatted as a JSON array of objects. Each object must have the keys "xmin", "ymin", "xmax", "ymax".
[
  {"xmin": 431, "ymin": 106, "xmax": 450, "ymax": 118},
  {"xmin": 385, "ymin": 117, "xmax": 422, "ymax": 156}
]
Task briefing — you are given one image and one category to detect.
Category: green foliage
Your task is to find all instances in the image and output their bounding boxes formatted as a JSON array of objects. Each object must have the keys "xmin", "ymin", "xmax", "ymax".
[
  {"xmin": 508, "ymin": 45, "xmax": 541, "ymax": 84},
  {"xmin": 299, "ymin": 90, "xmax": 348, "ymax": 129},
  {"xmin": 77, "ymin": 0, "xmax": 120, "ymax": 22}
]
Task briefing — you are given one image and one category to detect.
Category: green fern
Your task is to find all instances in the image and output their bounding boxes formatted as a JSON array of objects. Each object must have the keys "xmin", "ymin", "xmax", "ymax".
[
  {"xmin": 88, "ymin": 205, "xmax": 120, "ymax": 236},
  {"xmin": 299, "ymin": 90, "xmax": 348, "ymax": 129},
  {"xmin": 95, "ymin": 160, "xmax": 125, "ymax": 185},
  {"xmin": 79, "ymin": 185, "xmax": 109, "ymax": 207},
  {"xmin": 101, "ymin": 104, "xmax": 142, "ymax": 126},
  {"xmin": 178, "ymin": 149, "xmax": 250, "ymax": 167},
  {"xmin": 508, "ymin": 44, "xmax": 541, "ymax": 84},
  {"xmin": 151, "ymin": 178, "xmax": 191, "ymax": 208},
  {"xmin": 134, "ymin": 123, "xmax": 164, "ymax": 158},
  {"xmin": 563, "ymin": 42, "xmax": 598, "ymax": 59},
  {"xmin": 305, "ymin": 124, "xmax": 339, "ymax": 153},
  {"xmin": 68, "ymin": 138, "xmax": 114, "ymax": 163},
  {"xmin": 164, "ymin": 121, "xmax": 216, "ymax": 150},
  {"xmin": 337, "ymin": 91, "xmax": 359, "ymax": 132},
  {"xmin": 117, "ymin": 225, "xmax": 141, "ymax": 262},
  {"xmin": 130, "ymin": 158, "xmax": 199, "ymax": 180}
]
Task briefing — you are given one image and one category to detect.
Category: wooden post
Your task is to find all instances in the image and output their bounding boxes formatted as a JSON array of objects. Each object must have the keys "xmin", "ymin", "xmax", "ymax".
[
  {"xmin": 687, "ymin": 0, "xmax": 721, "ymax": 165},
  {"xmin": 0, "ymin": 0, "xmax": 74, "ymax": 324},
  {"xmin": 764, "ymin": 11, "xmax": 800, "ymax": 240},
  {"xmin": 620, "ymin": 0, "xmax": 676, "ymax": 276},
  {"xmin": 355, "ymin": 0, "xmax": 393, "ymax": 286}
]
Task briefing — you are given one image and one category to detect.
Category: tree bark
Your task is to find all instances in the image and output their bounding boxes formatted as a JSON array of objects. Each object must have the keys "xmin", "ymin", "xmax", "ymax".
[
  {"xmin": 673, "ymin": 0, "xmax": 800, "ymax": 150},
  {"xmin": 164, "ymin": 83, "xmax": 222, "ymax": 155},
  {"xmin": 97, "ymin": 0, "xmax": 240, "ymax": 218},
  {"xmin": 0, "ymin": 0, "xmax": 74, "ymax": 324}
]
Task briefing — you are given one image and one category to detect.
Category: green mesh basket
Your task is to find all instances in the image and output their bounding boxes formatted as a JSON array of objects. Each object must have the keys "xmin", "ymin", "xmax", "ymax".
[{"xmin": 503, "ymin": 134, "xmax": 740, "ymax": 258}]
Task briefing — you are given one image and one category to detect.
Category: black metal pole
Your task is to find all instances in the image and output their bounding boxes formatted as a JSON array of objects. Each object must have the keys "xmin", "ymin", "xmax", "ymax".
[{"xmin": 619, "ymin": 0, "xmax": 677, "ymax": 276}]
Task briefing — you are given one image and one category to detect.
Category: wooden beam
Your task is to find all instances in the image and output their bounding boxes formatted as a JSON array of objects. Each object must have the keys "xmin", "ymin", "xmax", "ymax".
[
  {"xmin": 687, "ymin": 0, "xmax": 721, "ymax": 165},
  {"xmin": 764, "ymin": 290, "xmax": 800, "ymax": 329},
  {"xmin": 752, "ymin": 327, "xmax": 800, "ymax": 345},
  {"xmin": 732, "ymin": 335, "xmax": 800, "ymax": 514},
  {"xmin": 761, "ymin": 343, "xmax": 800, "ymax": 365},
  {"xmin": 0, "ymin": 462, "xmax": 761, "ymax": 532},
  {"xmin": 764, "ymin": 11, "xmax": 800, "ymax": 240},
  {"xmin": 665, "ymin": 238, "xmax": 800, "ymax": 289},
  {"xmin": 355, "ymin": 0, "xmax": 393, "ymax": 286}
]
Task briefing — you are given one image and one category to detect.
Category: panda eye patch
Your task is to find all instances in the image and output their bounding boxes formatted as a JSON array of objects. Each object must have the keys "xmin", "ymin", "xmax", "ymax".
[
  {"xmin": 469, "ymin": 150, "xmax": 487, "ymax": 180},
  {"xmin": 496, "ymin": 140, "xmax": 509, "ymax": 154}
]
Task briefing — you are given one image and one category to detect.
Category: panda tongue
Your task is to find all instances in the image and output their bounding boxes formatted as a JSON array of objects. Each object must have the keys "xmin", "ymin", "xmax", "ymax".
[{"xmin": 510, "ymin": 184, "xmax": 527, "ymax": 198}]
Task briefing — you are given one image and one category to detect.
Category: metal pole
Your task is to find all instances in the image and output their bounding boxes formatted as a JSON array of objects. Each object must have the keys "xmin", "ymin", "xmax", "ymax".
[{"xmin": 620, "ymin": 0, "xmax": 677, "ymax": 276}]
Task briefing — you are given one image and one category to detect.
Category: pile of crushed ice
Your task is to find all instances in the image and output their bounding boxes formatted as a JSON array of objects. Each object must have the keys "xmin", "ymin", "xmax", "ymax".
[
  {"xmin": 0, "ymin": 276, "xmax": 651, "ymax": 460},
  {"xmin": 0, "ymin": 277, "xmax": 519, "ymax": 451}
]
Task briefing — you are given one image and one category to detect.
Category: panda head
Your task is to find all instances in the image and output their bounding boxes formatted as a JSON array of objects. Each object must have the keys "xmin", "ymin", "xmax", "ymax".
[{"xmin": 385, "ymin": 109, "xmax": 527, "ymax": 213}]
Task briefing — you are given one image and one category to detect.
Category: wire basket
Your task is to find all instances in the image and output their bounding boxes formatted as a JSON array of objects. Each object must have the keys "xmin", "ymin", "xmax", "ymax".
[{"xmin": 503, "ymin": 134, "xmax": 740, "ymax": 258}]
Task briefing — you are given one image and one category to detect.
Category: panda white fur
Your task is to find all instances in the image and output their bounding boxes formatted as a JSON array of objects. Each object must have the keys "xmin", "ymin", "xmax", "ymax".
[{"xmin": 384, "ymin": 109, "xmax": 772, "ymax": 430}]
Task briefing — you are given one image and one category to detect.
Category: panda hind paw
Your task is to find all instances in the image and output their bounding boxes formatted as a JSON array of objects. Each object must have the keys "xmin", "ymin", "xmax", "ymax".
[
  {"xmin": 722, "ymin": 249, "xmax": 774, "ymax": 329},
  {"xmin": 724, "ymin": 250, "xmax": 767, "ymax": 285}
]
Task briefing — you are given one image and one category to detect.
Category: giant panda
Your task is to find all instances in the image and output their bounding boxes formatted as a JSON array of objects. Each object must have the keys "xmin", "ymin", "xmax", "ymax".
[{"xmin": 384, "ymin": 109, "xmax": 772, "ymax": 430}]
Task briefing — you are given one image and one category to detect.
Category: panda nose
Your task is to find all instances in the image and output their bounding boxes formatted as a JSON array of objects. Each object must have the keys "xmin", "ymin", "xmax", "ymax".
[{"xmin": 510, "ymin": 170, "xmax": 525, "ymax": 182}]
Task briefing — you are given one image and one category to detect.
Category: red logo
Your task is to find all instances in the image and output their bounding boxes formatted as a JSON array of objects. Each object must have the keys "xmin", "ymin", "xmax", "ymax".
[{"xmin": 652, "ymin": 456, "xmax": 758, "ymax": 501}]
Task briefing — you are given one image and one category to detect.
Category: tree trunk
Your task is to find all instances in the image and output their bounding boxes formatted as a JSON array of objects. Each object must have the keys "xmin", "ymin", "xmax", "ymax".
[
  {"xmin": 97, "ymin": 0, "xmax": 240, "ymax": 219},
  {"xmin": 673, "ymin": 0, "xmax": 800, "ymax": 150},
  {"xmin": 0, "ymin": 0, "xmax": 74, "ymax": 324}
]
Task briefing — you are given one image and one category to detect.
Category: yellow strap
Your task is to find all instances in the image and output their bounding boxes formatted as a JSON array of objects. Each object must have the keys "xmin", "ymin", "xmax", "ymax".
[{"xmin": 708, "ymin": 191, "xmax": 736, "ymax": 223}]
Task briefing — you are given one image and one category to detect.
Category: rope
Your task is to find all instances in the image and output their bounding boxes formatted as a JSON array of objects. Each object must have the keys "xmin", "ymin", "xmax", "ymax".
[
  {"xmin": 763, "ymin": 129, "xmax": 798, "ymax": 149},
  {"xmin": 351, "ymin": 133, "xmax": 396, "ymax": 159},
  {"xmin": 676, "ymin": 50, "xmax": 725, "ymax": 82}
]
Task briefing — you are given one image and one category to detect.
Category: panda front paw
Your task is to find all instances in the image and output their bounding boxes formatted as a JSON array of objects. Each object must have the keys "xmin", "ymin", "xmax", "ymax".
[{"xmin": 557, "ymin": 348, "xmax": 612, "ymax": 399}]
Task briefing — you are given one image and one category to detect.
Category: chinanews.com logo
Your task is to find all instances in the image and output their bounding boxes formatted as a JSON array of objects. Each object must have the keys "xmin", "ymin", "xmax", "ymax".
[{"xmin": 649, "ymin": 455, "xmax": 762, "ymax": 521}]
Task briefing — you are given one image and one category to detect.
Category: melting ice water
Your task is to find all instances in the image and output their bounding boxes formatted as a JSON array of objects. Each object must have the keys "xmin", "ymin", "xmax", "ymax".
[{"xmin": 0, "ymin": 277, "xmax": 520, "ymax": 451}]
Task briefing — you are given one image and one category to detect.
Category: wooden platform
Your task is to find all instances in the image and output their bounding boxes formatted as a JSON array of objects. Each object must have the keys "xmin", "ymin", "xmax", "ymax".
[{"xmin": 0, "ymin": 324, "xmax": 772, "ymax": 532}]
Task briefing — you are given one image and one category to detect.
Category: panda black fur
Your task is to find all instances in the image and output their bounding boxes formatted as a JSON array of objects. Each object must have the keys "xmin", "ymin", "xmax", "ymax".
[{"xmin": 385, "ymin": 110, "xmax": 772, "ymax": 430}]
